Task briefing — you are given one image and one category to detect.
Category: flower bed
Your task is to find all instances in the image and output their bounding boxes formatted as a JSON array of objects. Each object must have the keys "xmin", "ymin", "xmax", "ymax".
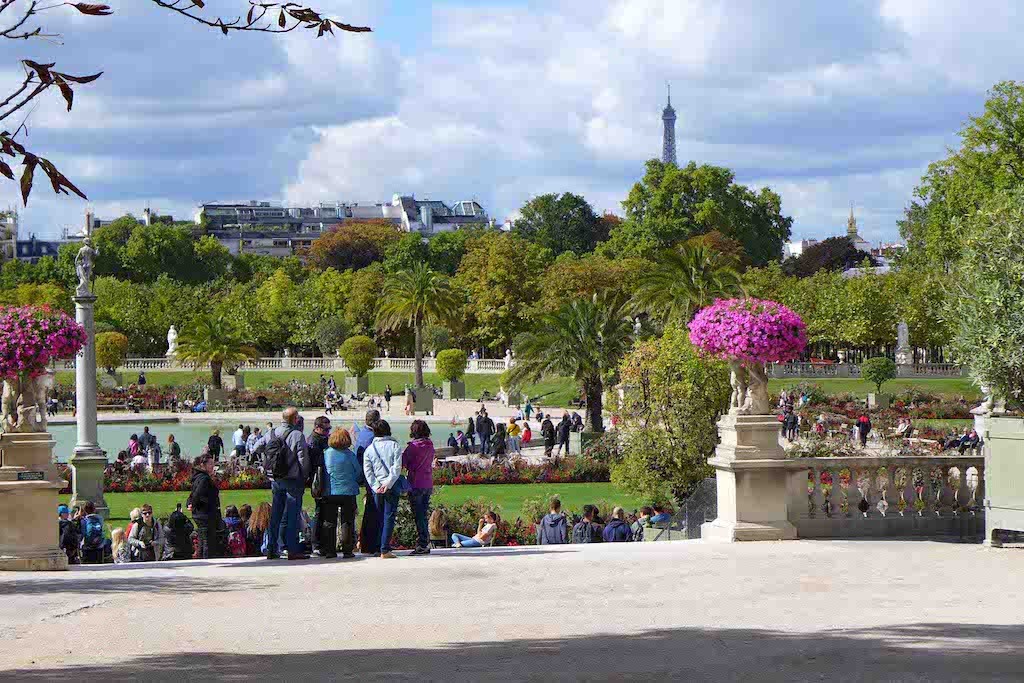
[{"xmin": 56, "ymin": 455, "xmax": 611, "ymax": 495}]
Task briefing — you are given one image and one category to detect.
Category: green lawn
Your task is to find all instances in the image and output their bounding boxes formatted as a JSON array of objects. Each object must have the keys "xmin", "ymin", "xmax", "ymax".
[
  {"xmin": 768, "ymin": 377, "xmax": 980, "ymax": 400},
  {"xmin": 61, "ymin": 482, "xmax": 644, "ymax": 532},
  {"xmin": 55, "ymin": 370, "xmax": 579, "ymax": 406}
]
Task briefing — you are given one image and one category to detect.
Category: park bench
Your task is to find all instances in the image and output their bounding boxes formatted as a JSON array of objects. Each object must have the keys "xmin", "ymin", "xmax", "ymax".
[{"xmin": 97, "ymin": 403, "xmax": 136, "ymax": 413}]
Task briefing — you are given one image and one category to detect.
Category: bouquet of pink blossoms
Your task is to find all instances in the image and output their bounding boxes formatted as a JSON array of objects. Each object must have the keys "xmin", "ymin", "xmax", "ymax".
[
  {"xmin": 0, "ymin": 306, "xmax": 87, "ymax": 381},
  {"xmin": 688, "ymin": 298, "xmax": 807, "ymax": 364}
]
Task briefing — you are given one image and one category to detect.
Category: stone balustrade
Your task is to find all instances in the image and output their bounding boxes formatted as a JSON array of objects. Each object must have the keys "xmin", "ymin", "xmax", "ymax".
[
  {"xmin": 791, "ymin": 454, "xmax": 984, "ymax": 539},
  {"xmin": 56, "ymin": 356, "xmax": 511, "ymax": 375},
  {"xmin": 767, "ymin": 361, "xmax": 965, "ymax": 379}
]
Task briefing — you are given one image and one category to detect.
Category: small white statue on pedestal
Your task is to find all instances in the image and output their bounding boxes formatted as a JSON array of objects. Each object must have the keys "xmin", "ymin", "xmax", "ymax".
[
  {"xmin": 166, "ymin": 325, "xmax": 178, "ymax": 358},
  {"xmin": 895, "ymin": 320, "xmax": 913, "ymax": 366}
]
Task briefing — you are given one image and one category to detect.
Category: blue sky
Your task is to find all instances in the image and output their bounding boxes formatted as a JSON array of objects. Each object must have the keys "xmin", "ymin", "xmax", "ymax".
[{"xmin": 0, "ymin": 0, "xmax": 1018, "ymax": 243}]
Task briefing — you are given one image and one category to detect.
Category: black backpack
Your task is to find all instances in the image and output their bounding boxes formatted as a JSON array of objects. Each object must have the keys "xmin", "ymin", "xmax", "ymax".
[{"xmin": 263, "ymin": 427, "xmax": 294, "ymax": 479}]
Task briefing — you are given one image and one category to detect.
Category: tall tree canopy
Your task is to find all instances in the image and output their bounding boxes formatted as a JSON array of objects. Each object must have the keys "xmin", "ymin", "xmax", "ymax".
[
  {"xmin": 513, "ymin": 193, "xmax": 608, "ymax": 256},
  {"xmin": 601, "ymin": 159, "xmax": 791, "ymax": 265},
  {"xmin": 305, "ymin": 220, "xmax": 403, "ymax": 271},
  {"xmin": 900, "ymin": 81, "xmax": 1024, "ymax": 272}
]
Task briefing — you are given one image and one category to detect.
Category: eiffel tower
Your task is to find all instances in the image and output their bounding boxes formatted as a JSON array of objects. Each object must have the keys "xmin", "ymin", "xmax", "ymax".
[{"xmin": 662, "ymin": 84, "xmax": 677, "ymax": 165}]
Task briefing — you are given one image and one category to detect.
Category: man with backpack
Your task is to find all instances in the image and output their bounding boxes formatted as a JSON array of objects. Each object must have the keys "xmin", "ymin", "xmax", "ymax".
[
  {"xmin": 263, "ymin": 406, "xmax": 310, "ymax": 561},
  {"xmin": 306, "ymin": 416, "xmax": 331, "ymax": 556},
  {"xmin": 476, "ymin": 410, "xmax": 495, "ymax": 457},
  {"xmin": 571, "ymin": 505, "xmax": 603, "ymax": 544},
  {"xmin": 162, "ymin": 503, "xmax": 196, "ymax": 560},
  {"xmin": 58, "ymin": 504, "xmax": 81, "ymax": 564},
  {"xmin": 79, "ymin": 501, "xmax": 106, "ymax": 563}
]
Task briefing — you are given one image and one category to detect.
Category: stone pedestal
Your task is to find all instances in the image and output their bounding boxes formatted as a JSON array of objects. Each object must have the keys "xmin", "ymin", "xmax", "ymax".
[
  {"xmin": 0, "ymin": 432, "xmax": 69, "ymax": 571},
  {"xmin": 701, "ymin": 412, "xmax": 799, "ymax": 543},
  {"xmin": 72, "ymin": 292, "xmax": 108, "ymax": 520},
  {"xmin": 442, "ymin": 380, "xmax": 466, "ymax": 400},
  {"xmin": 345, "ymin": 376, "xmax": 369, "ymax": 396}
]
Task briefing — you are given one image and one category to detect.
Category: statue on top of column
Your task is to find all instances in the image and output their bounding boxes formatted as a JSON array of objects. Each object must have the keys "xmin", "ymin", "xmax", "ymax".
[{"xmin": 74, "ymin": 233, "xmax": 98, "ymax": 297}]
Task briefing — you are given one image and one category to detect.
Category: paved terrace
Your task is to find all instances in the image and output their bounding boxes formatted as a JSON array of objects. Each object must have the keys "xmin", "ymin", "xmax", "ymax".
[{"xmin": 1, "ymin": 540, "xmax": 1021, "ymax": 681}]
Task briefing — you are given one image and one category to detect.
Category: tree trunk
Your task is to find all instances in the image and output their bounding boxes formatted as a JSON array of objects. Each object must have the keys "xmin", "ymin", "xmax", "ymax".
[
  {"xmin": 584, "ymin": 377, "xmax": 604, "ymax": 432},
  {"xmin": 414, "ymin": 320, "xmax": 424, "ymax": 389},
  {"xmin": 211, "ymin": 360, "xmax": 223, "ymax": 390}
]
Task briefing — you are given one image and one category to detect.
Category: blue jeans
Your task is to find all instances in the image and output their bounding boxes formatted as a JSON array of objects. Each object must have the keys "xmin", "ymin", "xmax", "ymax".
[
  {"xmin": 480, "ymin": 434, "xmax": 492, "ymax": 456},
  {"xmin": 268, "ymin": 478, "xmax": 305, "ymax": 556},
  {"xmin": 451, "ymin": 533, "xmax": 482, "ymax": 548},
  {"xmin": 409, "ymin": 487, "xmax": 432, "ymax": 550},
  {"xmin": 374, "ymin": 489, "xmax": 401, "ymax": 554}
]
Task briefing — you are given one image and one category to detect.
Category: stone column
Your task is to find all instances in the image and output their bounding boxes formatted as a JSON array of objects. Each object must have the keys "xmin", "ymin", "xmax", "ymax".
[
  {"xmin": 701, "ymin": 412, "xmax": 801, "ymax": 542},
  {"xmin": 0, "ymin": 431, "xmax": 69, "ymax": 570},
  {"xmin": 69, "ymin": 292, "xmax": 109, "ymax": 520}
]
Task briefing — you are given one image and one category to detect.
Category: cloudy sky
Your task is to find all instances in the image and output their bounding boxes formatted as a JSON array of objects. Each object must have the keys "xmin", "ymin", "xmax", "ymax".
[{"xmin": 0, "ymin": 0, "xmax": 1018, "ymax": 242}]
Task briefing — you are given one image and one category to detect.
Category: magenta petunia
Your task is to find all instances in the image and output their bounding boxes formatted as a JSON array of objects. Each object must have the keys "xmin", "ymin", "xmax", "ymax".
[
  {"xmin": 688, "ymin": 298, "xmax": 807, "ymax": 365},
  {"xmin": 0, "ymin": 306, "xmax": 87, "ymax": 381}
]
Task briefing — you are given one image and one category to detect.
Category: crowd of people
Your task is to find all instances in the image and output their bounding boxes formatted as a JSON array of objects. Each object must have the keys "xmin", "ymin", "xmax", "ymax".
[{"xmin": 59, "ymin": 406, "xmax": 673, "ymax": 564}]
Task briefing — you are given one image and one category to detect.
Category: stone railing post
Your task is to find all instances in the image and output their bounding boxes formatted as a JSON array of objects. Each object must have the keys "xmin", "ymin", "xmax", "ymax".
[{"xmin": 701, "ymin": 412, "xmax": 801, "ymax": 542}]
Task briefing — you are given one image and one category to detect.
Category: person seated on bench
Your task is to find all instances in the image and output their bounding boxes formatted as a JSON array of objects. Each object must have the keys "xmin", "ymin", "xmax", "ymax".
[{"xmin": 452, "ymin": 511, "xmax": 499, "ymax": 548}]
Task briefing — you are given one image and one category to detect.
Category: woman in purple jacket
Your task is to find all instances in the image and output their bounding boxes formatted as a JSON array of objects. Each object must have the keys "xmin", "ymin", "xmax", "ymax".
[{"xmin": 402, "ymin": 420, "xmax": 436, "ymax": 555}]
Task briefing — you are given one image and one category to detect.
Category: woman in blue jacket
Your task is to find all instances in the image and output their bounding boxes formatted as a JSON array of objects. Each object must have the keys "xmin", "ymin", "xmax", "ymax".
[{"xmin": 321, "ymin": 427, "xmax": 362, "ymax": 559}]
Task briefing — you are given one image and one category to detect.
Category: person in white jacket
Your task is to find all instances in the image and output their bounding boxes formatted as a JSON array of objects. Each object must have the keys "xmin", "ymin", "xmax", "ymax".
[{"xmin": 362, "ymin": 420, "xmax": 404, "ymax": 558}]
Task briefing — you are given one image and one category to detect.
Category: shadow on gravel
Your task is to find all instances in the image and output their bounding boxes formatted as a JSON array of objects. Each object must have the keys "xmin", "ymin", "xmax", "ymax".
[
  {"xmin": 0, "ymin": 574, "xmax": 277, "ymax": 597},
  {"xmin": 3, "ymin": 622, "xmax": 1023, "ymax": 681}
]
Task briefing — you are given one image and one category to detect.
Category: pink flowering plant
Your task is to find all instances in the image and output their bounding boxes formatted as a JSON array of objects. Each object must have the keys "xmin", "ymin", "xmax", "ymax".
[
  {"xmin": 688, "ymin": 298, "xmax": 807, "ymax": 413},
  {"xmin": 0, "ymin": 306, "xmax": 87, "ymax": 381},
  {"xmin": 688, "ymin": 298, "xmax": 807, "ymax": 364}
]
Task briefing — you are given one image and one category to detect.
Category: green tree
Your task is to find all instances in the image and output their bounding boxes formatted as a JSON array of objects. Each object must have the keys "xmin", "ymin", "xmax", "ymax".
[
  {"xmin": 376, "ymin": 263, "xmax": 461, "ymax": 388},
  {"xmin": 120, "ymin": 222, "xmax": 195, "ymax": 282},
  {"xmin": 339, "ymin": 335, "xmax": 377, "ymax": 378},
  {"xmin": 900, "ymin": 81, "xmax": 1024, "ymax": 272},
  {"xmin": 601, "ymin": 159, "xmax": 791, "ymax": 265},
  {"xmin": 861, "ymin": 357, "xmax": 897, "ymax": 394},
  {"xmin": 315, "ymin": 316, "xmax": 350, "ymax": 356},
  {"xmin": 453, "ymin": 233, "xmax": 550, "ymax": 351},
  {"xmin": 345, "ymin": 266, "xmax": 386, "ymax": 336},
  {"xmin": 255, "ymin": 268, "xmax": 299, "ymax": 352},
  {"xmin": 629, "ymin": 244, "xmax": 743, "ymax": 326},
  {"xmin": 382, "ymin": 232, "xmax": 429, "ymax": 273},
  {"xmin": 0, "ymin": 282, "xmax": 71, "ymax": 312},
  {"xmin": 95, "ymin": 331, "xmax": 130, "ymax": 374},
  {"xmin": 513, "ymin": 192, "xmax": 608, "ymax": 256},
  {"xmin": 91, "ymin": 215, "xmax": 138, "ymax": 277},
  {"xmin": 193, "ymin": 235, "xmax": 233, "ymax": 281},
  {"xmin": 539, "ymin": 253, "xmax": 646, "ymax": 312},
  {"xmin": 427, "ymin": 229, "xmax": 475, "ymax": 275},
  {"xmin": 949, "ymin": 188, "xmax": 1024, "ymax": 400},
  {"xmin": 507, "ymin": 293, "xmax": 634, "ymax": 432},
  {"xmin": 176, "ymin": 314, "xmax": 258, "ymax": 389},
  {"xmin": 611, "ymin": 325, "xmax": 730, "ymax": 502}
]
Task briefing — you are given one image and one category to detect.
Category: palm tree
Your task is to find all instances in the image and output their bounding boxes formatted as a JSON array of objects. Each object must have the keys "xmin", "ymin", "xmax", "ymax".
[
  {"xmin": 176, "ymin": 314, "xmax": 258, "ymax": 389},
  {"xmin": 507, "ymin": 293, "xmax": 634, "ymax": 432},
  {"xmin": 376, "ymin": 262, "xmax": 461, "ymax": 388},
  {"xmin": 630, "ymin": 243, "xmax": 743, "ymax": 325}
]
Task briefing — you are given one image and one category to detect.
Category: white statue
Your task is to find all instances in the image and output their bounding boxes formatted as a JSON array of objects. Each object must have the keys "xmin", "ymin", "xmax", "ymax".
[
  {"xmin": 729, "ymin": 362, "xmax": 771, "ymax": 415},
  {"xmin": 74, "ymin": 236, "xmax": 98, "ymax": 297},
  {"xmin": 166, "ymin": 325, "xmax": 178, "ymax": 357},
  {"xmin": 897, "ymin": 321, "xmax": 909, "ymax": 349},
  {"xmin": 895, "ymin": 320, "xmax": 912, "ymax": 366},
  {"xmin": 633, "ymin": 318, "xmax": 642, "ymax": 335},
  {"xmin": 1, "ymin": 370, "xmax": 53, "ymax": 433},
  {"xmin": 504, "ymin": 349, "xmax": 513, "ymax": 369}
]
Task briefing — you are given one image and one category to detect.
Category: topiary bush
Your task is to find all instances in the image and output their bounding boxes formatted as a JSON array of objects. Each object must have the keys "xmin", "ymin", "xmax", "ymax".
[
  {"xmin": 339, "ymin": 335, "xmax": 376, "ymax": 378},
  {"xmin": 95, "ymin": 331, "xmax": 130, "ymax": 374},
  {"xmin": 435, "ymin": 348, "xmax": 467, "ymax": 383}
]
